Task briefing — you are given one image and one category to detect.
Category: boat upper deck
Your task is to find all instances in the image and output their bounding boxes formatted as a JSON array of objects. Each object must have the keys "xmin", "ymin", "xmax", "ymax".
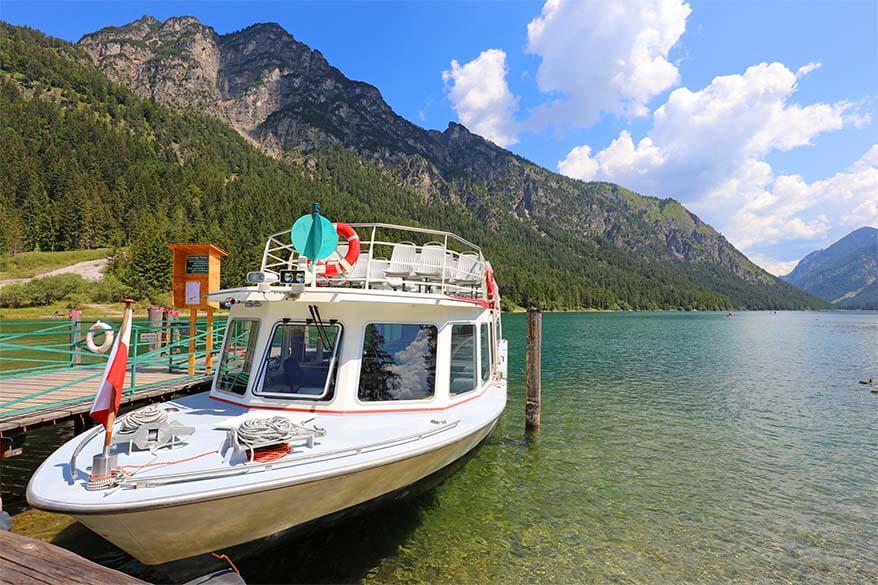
[{"xmin": 256, "ymin": 223, "xmax": 497, "ymax": 306}]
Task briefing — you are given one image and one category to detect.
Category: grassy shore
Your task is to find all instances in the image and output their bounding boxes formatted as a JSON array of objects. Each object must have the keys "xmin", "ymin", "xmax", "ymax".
[
  {"xmin": 0, "ymin": 249, "xmax": 109, "ymax": 280},
  {"xmin": 0, "ymin": 302, "xmax": 126, "ymax": 320},
  {"xmin": 0, "ymin": 302, "xmax": 232, "ymax": 321}
]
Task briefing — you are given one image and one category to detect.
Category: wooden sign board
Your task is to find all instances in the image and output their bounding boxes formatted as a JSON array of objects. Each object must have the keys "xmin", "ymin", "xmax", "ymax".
[{"xmin": 167, "ymin": 243, "xmax": 228, "ymax": 309}]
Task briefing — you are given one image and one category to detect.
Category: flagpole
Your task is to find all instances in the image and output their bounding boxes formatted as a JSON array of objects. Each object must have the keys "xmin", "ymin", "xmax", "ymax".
[{"xmin": 102, "ymin": 299, "xmax": 134, "ymax": 455}]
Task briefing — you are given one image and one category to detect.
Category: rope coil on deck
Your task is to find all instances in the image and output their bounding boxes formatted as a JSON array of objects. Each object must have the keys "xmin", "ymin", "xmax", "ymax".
[
  {"xmin": 86, "ymin": 469, "xmax": 127, "ymax": 491},
  {"xmin": 233, "ymin": 416, "xmax": 321, "ymax": 448},
  {"xmin": 118, "ymin": 404, "xmax": 168, "ymax": 434},
  {"xmin": 230, "ymin": 416, "xmax": 326, "ymax": 462}
]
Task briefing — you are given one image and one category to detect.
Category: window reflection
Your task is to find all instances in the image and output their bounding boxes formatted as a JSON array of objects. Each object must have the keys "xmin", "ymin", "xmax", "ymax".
[
  {"xmin": 217, "ymin": 319, "xmax": 260, "ymax": 395},
  {"xmin": 480, "ymin": 322, "xmax": 490, "ymax": 383},
  {"xmin": 450, "ymin": 324, "xmax": 476, "ymax": 396},
  {"xmin": 358, "ymin": 324, "xmax": 437, "ymax": 401}
]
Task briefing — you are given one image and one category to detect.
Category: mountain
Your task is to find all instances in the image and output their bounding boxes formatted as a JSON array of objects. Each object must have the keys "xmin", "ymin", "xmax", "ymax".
[
  {"xmin": 782, "ymin": 227, "xmax": 877, "ymax": 309},
  {"xmin": 79, "ymin": 16, "xmax": 751, "ymax": 270},
  {"xmin": 0, "ymin": 20, "xmax": 824, "ymax": 310}
]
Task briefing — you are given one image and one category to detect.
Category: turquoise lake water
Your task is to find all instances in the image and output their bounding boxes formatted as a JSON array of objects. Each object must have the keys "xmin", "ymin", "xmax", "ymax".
[{"xmin": 6, "ymin": 311, "xmax": 878, "ymax": 583}]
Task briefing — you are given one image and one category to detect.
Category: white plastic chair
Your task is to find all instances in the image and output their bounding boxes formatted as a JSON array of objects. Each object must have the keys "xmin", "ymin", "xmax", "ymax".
[
  {"xmin": 414, "ymin": 242, "xmax": 445, "ymax": 280},
  {"xmin": 443, "ymin": 253, "xmax": 457, "ymax": 289},
  {"xmin": 385, "ymin": 242, "xmax": 417, "ymax": 279},
  {"xmin": 368, "ymin": 258, "xmax": 390, "ymax": 289},
  {"xmin": 455, "ymin": 252, "xmax": 483, "ymax": 287},
  {"xmin": 346, "ymin": 252, "xmax": 370, "ymax": 284}
]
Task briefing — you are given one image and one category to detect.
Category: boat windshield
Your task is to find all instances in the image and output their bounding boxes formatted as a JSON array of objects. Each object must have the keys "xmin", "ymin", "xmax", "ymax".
[
  {"xmin": 257, "ymin": 322, "xmax": 341, "ymax": 399},
  {"xmin": 216, "ymin": 319, "xmax": 260, "ymax": 395}
]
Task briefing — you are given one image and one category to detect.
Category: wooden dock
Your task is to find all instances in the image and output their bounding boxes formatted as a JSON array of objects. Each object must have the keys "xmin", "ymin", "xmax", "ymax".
[
  {"xmin": 0, "ymin": 529, "xmax": 147, "ymax": 584},
  {"xmin": 0, "ymin": 366, "xmax": 211, "ymax": 435}
]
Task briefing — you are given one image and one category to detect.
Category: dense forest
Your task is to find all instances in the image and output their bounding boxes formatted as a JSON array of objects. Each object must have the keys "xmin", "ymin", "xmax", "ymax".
[{"xmin": 0, "ymin": 24, "xmax": 827, "ymax": 311}]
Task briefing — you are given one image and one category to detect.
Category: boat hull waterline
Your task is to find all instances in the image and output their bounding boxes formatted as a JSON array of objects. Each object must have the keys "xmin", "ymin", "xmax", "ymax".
[{"xmin": 64, "ymin": 417, "xmax": 499, "ymax": 565}]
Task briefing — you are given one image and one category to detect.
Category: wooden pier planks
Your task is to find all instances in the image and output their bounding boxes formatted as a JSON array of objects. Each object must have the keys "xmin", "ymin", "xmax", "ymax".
[
  {"xmin": 0, "ymin": 530, "xmax": 146, "ymax": 584},
  {"xmin": 0, "ymin": 367, "xmax": 210, "ymax": 433}
]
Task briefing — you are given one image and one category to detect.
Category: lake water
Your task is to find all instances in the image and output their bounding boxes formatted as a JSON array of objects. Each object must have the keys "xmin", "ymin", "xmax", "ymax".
[{"xmin": 4, "ymin": 311, "xmax": 877, "ymax": 583}]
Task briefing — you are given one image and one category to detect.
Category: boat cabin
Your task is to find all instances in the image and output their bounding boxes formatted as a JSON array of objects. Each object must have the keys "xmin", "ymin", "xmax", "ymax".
[{"xmin": 207, "ymin": 223, "xmax": 505, "ymax": 414}]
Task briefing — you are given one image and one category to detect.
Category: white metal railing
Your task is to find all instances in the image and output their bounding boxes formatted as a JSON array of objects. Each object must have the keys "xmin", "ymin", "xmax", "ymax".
[{"xmin": 259, "ymin": 223, "xmax": 491, "ymax": 300}]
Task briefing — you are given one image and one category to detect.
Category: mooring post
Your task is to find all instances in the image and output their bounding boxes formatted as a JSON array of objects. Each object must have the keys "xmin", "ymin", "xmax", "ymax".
[
  {"xmin": 69, "ymin": 308, "xmax": 82, "ymax": 367},
  {"xmin": 525, "ymin": 307, "xmax": 542, "ymax": 431}
]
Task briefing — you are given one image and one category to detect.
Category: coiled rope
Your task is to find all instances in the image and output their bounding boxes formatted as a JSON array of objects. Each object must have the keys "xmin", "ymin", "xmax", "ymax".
[
  {"xmin": 235, "ymin": 416, "xmax": 300, "ymax": 449},
  {"xmin": 86, "ymin": 450, "xmax": 220, "ymax": 491},
  {"xmin": 85, "ymin": 469, "xmax": 127, "ymax": 491},
  {"xmin": 231, "ymin": 416, "xmax": 326, "ymax": 462},
  {"xmin": 119, "ymin": 404, "xmax": 168, "ymax": 434}
]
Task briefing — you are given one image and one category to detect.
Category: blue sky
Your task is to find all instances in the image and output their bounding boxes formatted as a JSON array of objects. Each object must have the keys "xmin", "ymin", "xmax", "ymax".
[{"xmin": 3, "ymin": 0, "xmax": 876, "ymax": 274}]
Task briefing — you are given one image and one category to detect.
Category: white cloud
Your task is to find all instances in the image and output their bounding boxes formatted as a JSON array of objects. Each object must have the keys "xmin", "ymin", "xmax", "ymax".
[
  {"xmin": 557, "ymin": 62, "xmax": 872, "ymax": 265},
  {"xmin": 561, "ymin": 62, "xmax": 854, "ymax": 196},
  {"xmin": 442, "ymin": 49, "xmax": 519, "ymax": 147},
  {"xmin": 748, "ymin": 255, "xmax": 801, "ymax": 277},
  {"xmin": 557, "ymin": 145, "xmax": 599, "ymax": 181},
  {"xmin": 796, "ymin": 62, "xmax": 822, "ymax": 77},
  {"xmin": 844, "ymin": 200, "xmax": 878, "ymax": 225},
  {"xmin": 527, "ymin": 0, "xmax": 691, "ymax": 126}
]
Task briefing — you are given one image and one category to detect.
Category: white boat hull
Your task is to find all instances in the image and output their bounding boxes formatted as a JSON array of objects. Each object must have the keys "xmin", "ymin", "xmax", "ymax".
[{"xmin": 72, "ymin": 417, "xmax": 499, "ymax": 565}]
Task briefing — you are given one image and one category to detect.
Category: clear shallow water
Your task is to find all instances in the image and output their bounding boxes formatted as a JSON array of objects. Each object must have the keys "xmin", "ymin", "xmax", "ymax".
[{"xmin": 6, "ymin": 311, "xmax": 878, "ymax": 583}]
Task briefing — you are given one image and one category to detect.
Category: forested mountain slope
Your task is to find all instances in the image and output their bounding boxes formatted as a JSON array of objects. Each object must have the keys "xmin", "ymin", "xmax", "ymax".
[
  {"xmin": 783, "ymin": 227, "xmax": 877, "ymax": 309},
  {"xmin": 0, "ymin": 22, "xmax": 824, "ymax": 310}
]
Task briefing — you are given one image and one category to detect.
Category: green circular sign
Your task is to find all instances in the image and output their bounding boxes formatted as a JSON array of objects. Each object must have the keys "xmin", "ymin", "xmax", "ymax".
[{"xmin": 291, "ymin": 213, "xmax": 338, "ymax": 261}]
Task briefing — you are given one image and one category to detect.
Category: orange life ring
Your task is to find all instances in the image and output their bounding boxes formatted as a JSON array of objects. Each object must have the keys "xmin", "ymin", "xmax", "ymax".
[
  {"xmin": 316, "ymin": 223, "xmax": 360, "ymax": 277},
  {"xmin": 485, "ymin": 267, "xmax": 499, "ymax": 309}
]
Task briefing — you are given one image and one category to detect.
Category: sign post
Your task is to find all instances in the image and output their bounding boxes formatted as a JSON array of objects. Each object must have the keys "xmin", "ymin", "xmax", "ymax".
[{"xmin": 167, "ymin": 244, "xmax": 228, "ymax": 376}]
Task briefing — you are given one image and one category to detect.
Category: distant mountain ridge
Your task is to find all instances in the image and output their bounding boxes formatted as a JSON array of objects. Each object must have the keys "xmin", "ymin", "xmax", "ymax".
[
  {"xmin": 782, "ymin": 227, "xmax": 878, "ymax": 309},
  {"xmin": 78, "ymin": 16, "xmax": 770, "ymax": 274},
  {"xmin": 0, "ymin": 19, "xmax": 824, "ymax": 310}
]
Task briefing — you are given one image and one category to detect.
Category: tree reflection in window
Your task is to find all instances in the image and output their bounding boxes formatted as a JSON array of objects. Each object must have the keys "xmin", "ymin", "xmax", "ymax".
[
  {"xmin": 358, "ymin": 324, "xmax": 437, "ymax": 401},
  {"xmin": 217, "ymin": 319, "xmax": 260, "ymax": 395}
]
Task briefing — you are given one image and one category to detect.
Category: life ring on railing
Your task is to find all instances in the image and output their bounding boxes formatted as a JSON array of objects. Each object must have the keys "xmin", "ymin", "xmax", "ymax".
[
  {"xmin": 485, "ymin": 266, "xmax": 500, "ymax": 310},
  {"xmin": 311, "ymin": 223, "xmax": 360, "ymax": 277},
  {"xmin": 85, "ymin": 321, "xmax": 114, "ymax": 354}
]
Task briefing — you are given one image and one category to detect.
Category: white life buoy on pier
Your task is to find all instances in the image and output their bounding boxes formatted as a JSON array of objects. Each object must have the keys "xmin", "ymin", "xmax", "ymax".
[{"xmin": 85, "ymin": 321, "xmax": 114, "ymax": 354}]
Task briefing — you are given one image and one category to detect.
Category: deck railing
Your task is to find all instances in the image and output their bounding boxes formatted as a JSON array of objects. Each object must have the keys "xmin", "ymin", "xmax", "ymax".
[
  {"xmin": 260, "ymin": 222, "xmax": 491, "ymax": 300},
  {"xmin": 0, "ymin": 317, "xmax": 226, "ymax": 419}
]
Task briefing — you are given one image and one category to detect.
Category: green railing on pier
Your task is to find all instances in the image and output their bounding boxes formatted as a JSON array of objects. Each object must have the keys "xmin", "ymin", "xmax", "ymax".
[{"xmin": 0, "ymin": 317, "xmax": 227, "ymax": 419}]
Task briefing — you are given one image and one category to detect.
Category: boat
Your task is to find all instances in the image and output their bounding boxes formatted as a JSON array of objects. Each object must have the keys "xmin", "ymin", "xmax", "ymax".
[{"xmin": 27, "ymin": 218, "xmax": 507, "ymax": 566}]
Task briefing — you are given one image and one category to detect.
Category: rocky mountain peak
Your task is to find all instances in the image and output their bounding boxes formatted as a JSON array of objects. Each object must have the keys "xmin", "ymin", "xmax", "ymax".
[
  {"xmin": 158, "ymin": 15, "xmax": 206, "ymax": 33},
  {"xmin": 782, "ymin": 226, "xmax": 877, "ymax": 308},
  {"xmin": 77, "ymin": 15, "xmax": 784, "ymax": 287}
]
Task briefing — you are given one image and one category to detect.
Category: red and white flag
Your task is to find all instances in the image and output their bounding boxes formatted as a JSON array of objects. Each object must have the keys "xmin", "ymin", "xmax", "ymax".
[{"xmin": 89, "ymin": 305, "xmax": 133, "ymax": 429}]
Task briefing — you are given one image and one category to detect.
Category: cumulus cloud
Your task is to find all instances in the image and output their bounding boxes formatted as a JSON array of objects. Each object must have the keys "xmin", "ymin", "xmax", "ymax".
[
  {"xmin": 443, "ymin": 0, "xmax": 690, "ymax": 142},
  {"xmin": 527, "ymin": 0, "xmax": 691, "ymax": 126},
  {"xmin": 442, "ymin": 49, "xmax": 519, "ymax": 147},
  {"xmin": 697, "ymin": 146, "xmax": 877, "ymax": 255},
  {"xmin": 727, "ymin": 147, "xmax": 877, "ymax": 274},
  {"xmin": 556, "ymin": 145, "xmax": 599, "ymax": 181},
  {"xmin": 747, "ymin": 255, "xmax": 802, "ymax": 277},
  {"xmin": 557, "ymin": 62, "xmax": 872, "ymax": 265},
  {"xmin": 559, "ymin": 63, "xmax": 854, "ymax": 191}
]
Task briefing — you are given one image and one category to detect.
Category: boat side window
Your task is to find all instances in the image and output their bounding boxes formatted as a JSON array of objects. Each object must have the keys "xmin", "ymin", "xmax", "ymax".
[
  {"xmin": 449, "ymin": 324, "xmax": 477, "ymax": 396},
  {"xmin": 480, "ymin": 322, "xmax": 490, "ymax": 384},
  {"xmin": 216, "ymin": 319, "xmax": 260, "ymax": 395},
  {"xmin": 358, "ymin": 323, "xmax": 437, "ymax": 401},
  {"xmin": 258, "ymin": 322, "xmax": 341, "ymax": 399},
  {"xmin": 489, "ymin": 320, "xmax": 497, "ymax": 370}
]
